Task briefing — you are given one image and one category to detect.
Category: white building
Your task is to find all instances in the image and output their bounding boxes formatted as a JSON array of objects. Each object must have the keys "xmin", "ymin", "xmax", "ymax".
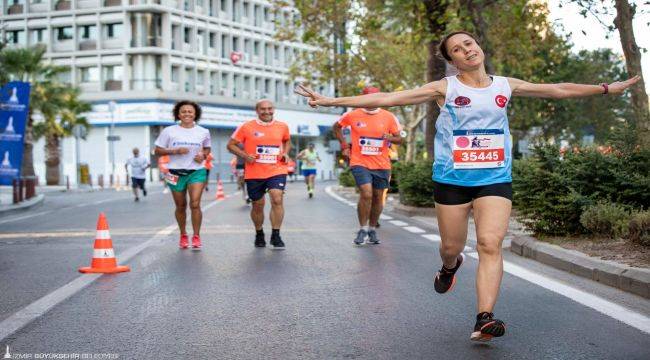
[{"xmin": 0, "ymin": 0, "xmax": 340, "ymax": 185}]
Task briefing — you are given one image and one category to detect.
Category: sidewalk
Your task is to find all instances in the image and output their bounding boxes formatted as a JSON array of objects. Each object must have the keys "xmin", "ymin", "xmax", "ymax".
[{"xmin": 333, "ymin": 185, "xmax": 650, "ymax": 299}]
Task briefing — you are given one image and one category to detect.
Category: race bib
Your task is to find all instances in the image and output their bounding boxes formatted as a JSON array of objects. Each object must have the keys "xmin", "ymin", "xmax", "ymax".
[
  {"xmin": 359, "ymin": 137, "xmax": 384, "ymax": 156},
  {"xmin": 453, "ymin": 129, "xmax": 505, "ymax": 169},
  {"xmin": 256, "ymin": 145, "xmax": 281, "ymax": 164},
  {"xmin": 164, "ymin": 172, "xmax": 179, "ymax": 186}
]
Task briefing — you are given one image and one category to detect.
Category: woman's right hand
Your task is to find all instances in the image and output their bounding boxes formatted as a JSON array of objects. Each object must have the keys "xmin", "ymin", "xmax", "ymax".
[
  {"xmin": 294, "ymin": 84, "xmax": 332, "ymax": 108},
  {"xmin": 175, "ymin": 147, "xmax": 190, "ymax": 155}
]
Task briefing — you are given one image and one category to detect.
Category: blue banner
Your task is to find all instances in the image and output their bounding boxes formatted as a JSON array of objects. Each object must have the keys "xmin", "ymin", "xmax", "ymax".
[{"xmin": 0, "ymin": 82, "xmax": 31, "ymax": 186}]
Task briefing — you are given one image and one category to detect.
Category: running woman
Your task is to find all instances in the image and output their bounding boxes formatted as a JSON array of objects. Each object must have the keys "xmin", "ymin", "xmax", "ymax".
[
  {"xmin": 294, "ymin": 31, "xmax": 640, "ymax": 341},
  {"xmin": 297, "ymin": 142, "xmax": 321, "ymax": 198},
  {"xmin": 154, "ymin": 101, "xmax": 211, "ymax": 249},
  {"xmin": 227, "ymin": 99, "xmax": 292, "ymax": 249},
  {"xmin": 125, "ymin": 147, "xmax": 150, "ymax": 202},
  {"xmin": 332, "ymin": 86, "xmax": 403, "ymax": 245},
  {"xmin": 203, "ymin": 152, "xmax": 214, "ymax": 192}
]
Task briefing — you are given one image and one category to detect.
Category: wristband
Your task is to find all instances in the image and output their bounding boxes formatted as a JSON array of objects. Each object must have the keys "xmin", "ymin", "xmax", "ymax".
[{"xmin": 600, "ymin": 83, "xmax": 609, "ymax": 95}]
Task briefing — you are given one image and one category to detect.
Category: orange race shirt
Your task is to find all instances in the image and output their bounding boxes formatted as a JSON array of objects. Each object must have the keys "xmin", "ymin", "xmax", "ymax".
[
  {"xmin": 231, "ymin": 119, "xmax": 291, "ymax": 180},
  {"xmin": 338, "ymin": 108, "xmax": 400, "ymax": 170}
]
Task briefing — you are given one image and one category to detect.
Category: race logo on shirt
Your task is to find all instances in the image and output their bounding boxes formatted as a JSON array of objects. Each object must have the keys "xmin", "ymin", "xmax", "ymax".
[
  {"xmin": 253, "ymin": 131, "xmax": 265, "ymax": 137},
  {"xmin": 495, "ymin": 95, "xmax": 508, "ymax": 108},
  {"xmin": 355, "ymin": 122, "xmax": 367, "ymax": 128},
  {"xmin": 454, "ymin": 96, "xmax": 471, "ymax": 106}
]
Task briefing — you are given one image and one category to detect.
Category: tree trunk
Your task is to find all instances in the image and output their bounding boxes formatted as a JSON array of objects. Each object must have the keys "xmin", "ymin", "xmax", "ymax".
[
  {"xmin": 613, "ymin": 0, "xmax": 649, "ymax": 146},
  {"xmin": 405, "ymin": 126, "xmax": 418, "ymax": 162},
  {"xmin": 45, "ymin": 134, "xmax": 61, "ymax": 185},
  {"xmin": 21, "ymin": 112, "xmax": 36, "ymax": 177},
  {"xmin": 423, "ymin": 1, "xmax": 449, "ymax": 158},
  {"xmin": 464, "ymin": 0, "xmax": 495, "ymax": 74}
]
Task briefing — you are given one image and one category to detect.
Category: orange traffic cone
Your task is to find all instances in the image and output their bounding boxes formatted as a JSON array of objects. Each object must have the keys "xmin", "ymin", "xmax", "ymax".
[
  {"xmin": 215, "ymin": 180, "xmax": 225, "ymax": 200},
  {"xmin": 79, "ymin": 213, "xmax": 130, "ymax": 274}
]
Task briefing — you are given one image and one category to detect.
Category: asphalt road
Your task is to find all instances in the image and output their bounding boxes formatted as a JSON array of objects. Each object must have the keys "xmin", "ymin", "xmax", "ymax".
[{"xmin": 0, "ymin": 181, "xmax": 649, "ymax": 359}]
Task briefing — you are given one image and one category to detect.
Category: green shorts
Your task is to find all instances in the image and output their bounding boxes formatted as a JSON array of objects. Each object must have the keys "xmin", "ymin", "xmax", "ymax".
[{"xmin": 166, "ymin": 168, "xmax": 207, "ymax": 192}]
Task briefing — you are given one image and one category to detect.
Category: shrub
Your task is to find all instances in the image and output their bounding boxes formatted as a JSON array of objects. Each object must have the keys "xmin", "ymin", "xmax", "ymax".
[
  {"xmin": 338, "ymin": 167, "xmax": 356, "ymax": 187},
  {"xmin": 628, "ymin": 210, "xmax": 650, "ymax": 246},
  {"xmin": 580, "ymin": 202, "xmax": 630, "ymax": 239},
  {"xmin": 393, "ymin": 160, "xmax": 436, "ymax": 207}
]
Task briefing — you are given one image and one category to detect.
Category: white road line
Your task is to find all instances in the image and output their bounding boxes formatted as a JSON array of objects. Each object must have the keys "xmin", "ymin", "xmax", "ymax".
[
  {"xmin": 0, "ymin": 210, "xmax": 53, "ymax": 225},
  {"xmin": 465, "ymin": 252, "xmax": 650, "ymax": 334},
  {"xmin": 422, "ymin": 234, "xmax": 441, "ymax": 242},
  {"xmin": 380, "ymin": 214, "xmax": 393, "ymax": 220},
  {"xmin": 0, "ymin": 195, "xmax": 230, "ymax": 342},
  {"xmin": 389, "ymin": 220, "xmax": 409, "ymax": 227},
  {"xmin": 324, "ymin": 186, "xmax": 349, "ymax": 204},
  {"xmin": 403, "ymin": 226, "xmax": 425, "ymax": 234}
]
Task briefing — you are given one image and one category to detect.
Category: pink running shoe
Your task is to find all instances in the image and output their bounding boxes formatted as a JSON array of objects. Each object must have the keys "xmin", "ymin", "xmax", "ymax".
[
  {"xmin": 179, "ymin": 234, "xmax": 189, "ymax": 249},
  {"xmin": 191, "ymin": 234, "xmax": 202, "ymax": 249}
]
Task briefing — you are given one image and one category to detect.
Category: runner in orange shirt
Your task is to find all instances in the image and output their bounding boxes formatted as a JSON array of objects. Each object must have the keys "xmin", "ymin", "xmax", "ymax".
[
  {"xmin": 227, "ymin": 99, "xmax": 292, "ymax": 249},
  {"xmin": 203, "ymin": 152, "xmax": 214, "ymax": 192},
  {"xmin": 333, "ymin": 86, "xmax": 403, "ymax": 245},
  {"xmin": 158, "ymin": 154, "xmax": 170, "ymax": 194}
]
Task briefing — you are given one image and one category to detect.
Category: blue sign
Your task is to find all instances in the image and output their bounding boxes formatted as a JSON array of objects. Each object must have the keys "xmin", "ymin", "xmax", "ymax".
[{"xmin": 0, "ymin": 82, "xmax": 31, "ymax": 186}]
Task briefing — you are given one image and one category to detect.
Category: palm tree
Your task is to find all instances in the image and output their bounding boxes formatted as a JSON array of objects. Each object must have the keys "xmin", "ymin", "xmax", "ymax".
[
  {"xmin": 0, "ymin": 45, "xmax": 68, "ymax": 178},
  {"xmin": 33, "ymin": 85, "xmax": 90, "ymax": 185}
]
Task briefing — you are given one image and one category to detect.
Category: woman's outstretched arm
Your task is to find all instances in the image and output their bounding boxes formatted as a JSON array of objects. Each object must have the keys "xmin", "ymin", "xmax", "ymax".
[
  {"xmin": 294, "ymin": 80, "xmax": 446, "ymax": 108},
  {"xmin": 508, "ymin": 75, "xmax": 641, "ymax": 99}
]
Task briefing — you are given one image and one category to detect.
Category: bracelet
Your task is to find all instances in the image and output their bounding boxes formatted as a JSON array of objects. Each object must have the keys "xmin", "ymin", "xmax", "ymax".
[{"xmin": 600, "ymin": 83, "xmax": 609, "ymax": 95}]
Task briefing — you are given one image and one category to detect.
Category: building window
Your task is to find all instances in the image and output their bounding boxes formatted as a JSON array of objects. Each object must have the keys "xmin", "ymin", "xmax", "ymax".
[
  {"xmin": 171, "ymin": 66, "xmax": 180, "ymax": 83},
  {"xmin": 79, "ymin": 25, "xmax": 97, "ymax": 40},
  {"xmin": 104, "ymin": 23, "xmax": 123, "ymax": 39},
  {"xmin": 209, "ymin": 33, "xmax": 216, "ymax": 49},
  {"xmin": 6, "ymin": 30, "xmax": 26, "ymax": 45},
  {"xmin": 58, "ymin": 67, "xmax": 72, "ymax": 84},
  {"xmin": 56, "ymin": 27, "xmax": 73, "ymax": 41},
  {"xmin": 79, "ymin": 66, "xmax": 99, "ymax": 83},
  {"xmin": 184, "ymin": 28, "xmax": 191, "ymax": 44},
  {"xmin": 220, "ymin": 0, "xmax": 226, "ymax": 12},
  {"xmin": 30, "ymin": 28, "xmax": 45, "ymax": 45},
  {"xmin": 221, "ymin": 34, "xmax": 228, "ymax": 58},
  {"xmin": 232, "ymin": 36, "xmax": 239, "ymax": 52},
  {"xmin": 103, "ymin": 65, "xmax": 123, "ymax": 81}
]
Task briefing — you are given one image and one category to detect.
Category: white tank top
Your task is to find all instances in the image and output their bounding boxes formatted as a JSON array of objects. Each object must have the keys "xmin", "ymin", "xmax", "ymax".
[{"xmin": 433, "ymin": 75, "xmax": 513, "ymax": 186}]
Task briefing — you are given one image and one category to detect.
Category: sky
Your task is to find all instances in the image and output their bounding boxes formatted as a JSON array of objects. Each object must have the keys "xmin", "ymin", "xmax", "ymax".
[{"xmin": 547, "ymin": 0, "xmax": 649, "ymax": 92}]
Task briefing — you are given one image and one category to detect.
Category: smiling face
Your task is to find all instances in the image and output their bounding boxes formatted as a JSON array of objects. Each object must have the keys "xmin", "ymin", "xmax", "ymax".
[
  {"xmin": 256, "ymin": 100, "xmax": 275, "ymax": 122},
  {"xmin": 178, "ymin": 105, "xmax": 196, "ymax": 125},
  {"xmin": 444, "ymin": 33, "xmax": 485, "ymax": 71}
]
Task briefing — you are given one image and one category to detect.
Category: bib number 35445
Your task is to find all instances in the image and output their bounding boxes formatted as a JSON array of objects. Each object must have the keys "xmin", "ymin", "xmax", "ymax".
[{"xmin": 452, "ymin": 129, "xmax": 505, "ymax": 169}]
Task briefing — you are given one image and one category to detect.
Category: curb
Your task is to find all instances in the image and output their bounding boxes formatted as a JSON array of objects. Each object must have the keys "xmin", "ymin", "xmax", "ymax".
[
  {"xmin": 511, "ymin": 235, "xmax": 650, "ymax": 299},
  {"xmin": 391, "ymin": 202, "xmax": 437, "ymax": 218},
  {"xmin": 0, "ymin": 194, "xmax": 45, "ymax": 216}
]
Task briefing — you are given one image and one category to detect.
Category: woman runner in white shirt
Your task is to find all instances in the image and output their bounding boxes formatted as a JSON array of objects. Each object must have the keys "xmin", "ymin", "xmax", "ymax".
[
  {"xmin": 294, "ymin": 31, "xmax": 640, "ymax": 342},
  {"xmin": 154, "ymin": 101, "xmax": 211, "ymax": 250}
]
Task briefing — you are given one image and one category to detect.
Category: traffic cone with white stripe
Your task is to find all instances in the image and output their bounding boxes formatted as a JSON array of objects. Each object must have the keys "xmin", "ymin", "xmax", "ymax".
[
  {"xmin": 215, "ymin": 180, "xmax": 225, "ymax": 200},
  {"xmin": 79, "ymin": 212, "xmax": 130, "ymax": 274}
]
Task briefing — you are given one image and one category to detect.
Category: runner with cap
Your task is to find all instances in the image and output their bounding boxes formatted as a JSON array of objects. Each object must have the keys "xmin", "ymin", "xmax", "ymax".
[
  {"xmin": 332, "ymin": 86, "xmax": 403, "ymax": 245},
  {"xmin": 297, "ymin": 142, "xmax": 321, "ymax": 198}
]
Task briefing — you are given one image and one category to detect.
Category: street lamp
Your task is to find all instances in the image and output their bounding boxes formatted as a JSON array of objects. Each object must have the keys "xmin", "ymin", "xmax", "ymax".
[{"xmin": 108, "ymin": 101, "xmax": 117, "ymax": 183}]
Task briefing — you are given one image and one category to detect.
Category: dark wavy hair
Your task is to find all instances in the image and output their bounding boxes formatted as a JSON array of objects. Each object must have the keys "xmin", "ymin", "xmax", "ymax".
[
  {"xmin": 173, "ymin": 101, "xmax": 202, "ymax": 122},
  {"xmin": 438, "ymin": 31, "xmax": 481, "ymax": 61}
]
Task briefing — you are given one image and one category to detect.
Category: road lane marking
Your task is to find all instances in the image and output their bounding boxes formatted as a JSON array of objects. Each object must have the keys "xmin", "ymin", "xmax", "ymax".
[
  {"xmin": 422, "ymin": 234, "xmax": 441, "ymax": 242},
  {"xmin": 0, "ymin": 194, "xmax": 234, "ymax": 342},
  {"xmin": 389, "ymin": 220, "xmax": 409, "ymax": 227},
  {"xmin": 465, "ymin": 252, "xmax": 650, "ymax": 334},
  {"xmin": 380, "ymin": 214, "xmax": 393, "ymax": 220},
  {"xmin": 403, "ymin": 226, "xmax": 425, "ymax": 234}
]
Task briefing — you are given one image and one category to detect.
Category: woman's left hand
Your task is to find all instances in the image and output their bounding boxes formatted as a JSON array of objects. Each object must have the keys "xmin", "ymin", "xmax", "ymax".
[
  {"xmin": 194, "ymin": 152, "xmax": 206, "ymax": 163},
  {"xmin": 608, "ymin": 75, "xmax": 641, "ymax": 95}
]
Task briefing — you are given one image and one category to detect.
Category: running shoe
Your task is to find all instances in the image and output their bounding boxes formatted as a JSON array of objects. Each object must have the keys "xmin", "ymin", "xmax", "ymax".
[
  {"xmin": 308, "ymin": 191, "xmax": 313, "ymax": 199},
  {"xmin": 134, "ymin": 197, "xmax": 139, "ymax": 202},
  {"xmin": 354, "ymin": 229, "xmax": 367, "ymax": 245},
  {"xmin": 179, "ymin": 234, "xmax": 189, "ymax": 249},
  {"xmin": 270, "ymin": 234, "xmax": 285, "ymax": 249},
  {"xmin": 433, "ymin": 253, "xmax": 464, "ymax": 293},
  {"xmin": 367, "ymin": 229, "xmax": 380, "ymax": 244},
  {"xmin": 191, "ymin": 235, "xmax": 202, "ymax": 249},
  {"xmin": 143, "ymin": 189, "xmax": 147, "ymax": 196},
  {"xmin": 255, "ymin": 232, "xmax": 266, "ymax": 248},
  {"xmin": 471, "ymin": 312, "xmax": 506, "ymax": 342}
]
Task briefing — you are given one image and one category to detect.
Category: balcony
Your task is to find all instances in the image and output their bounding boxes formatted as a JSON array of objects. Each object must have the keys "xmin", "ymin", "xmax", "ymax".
[
  {"xmin": 7, "ymin": 4, "xmax": 24, "ymax": 14},
  {"xmin": 77, "ymin": 0, "xmax": 100, "ymax": 9},
  {"xmin": 29, "ymin": 2, "xmax": 49, "ymax": 12},
  {"xmin": 78, "ymin": 40, "xmax": 97, "ymax": 51},
  {"xmin": 54, "ymin": 0, "xmax": 71, "ymax": 10},
  {"xmin": 104, "ymin": 80, "xmax": 122, "ymax": 91},
  {"xmin": 52, "ymin": 40, "xmax": 74, "ymax": 52},
  {"xmin": 131, "ymin": 36, "xmax": 162, "ymax": 47},
  {"xmin": 102, "ymin": 38, "xmax": 122, "ymax": 49},
  {"xmin": 79, "ymin": 82, "xmax": 101, "ymax": 92},
  {"xmin": 104, "ymin": 0, "xmax": 122, "ymax": 6},
  {"xmin": 131, "ymin": 79, "xmax": 162, "ymax": 91}
]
